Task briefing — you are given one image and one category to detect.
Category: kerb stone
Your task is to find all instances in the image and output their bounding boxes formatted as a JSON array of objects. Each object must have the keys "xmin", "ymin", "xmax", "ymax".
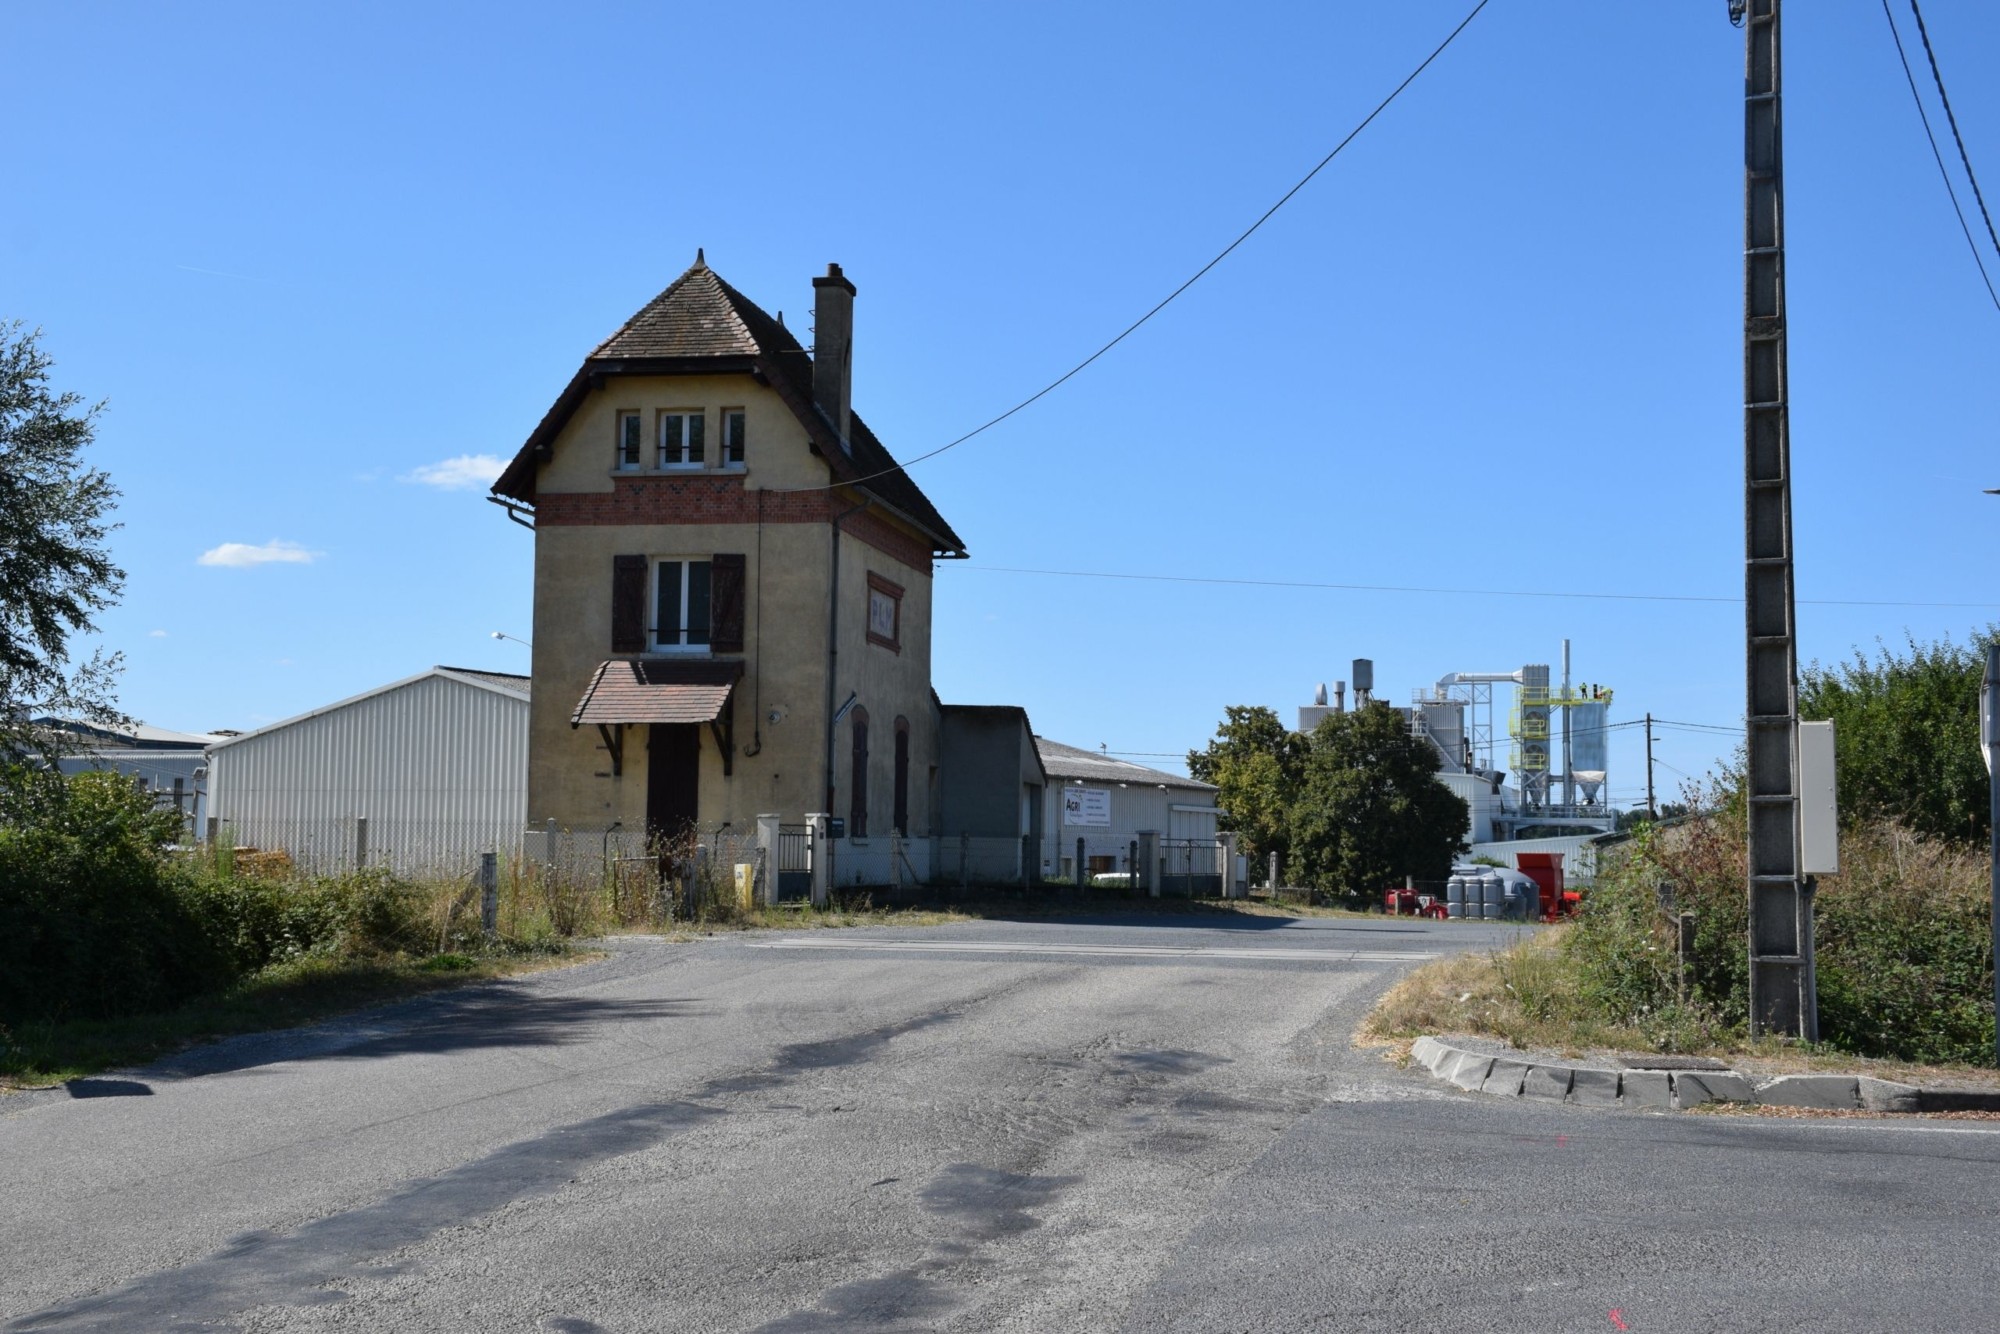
[
  {"xmin": 1857, "ymin": 1077, "xmax": 1920, "ymax": 1113},
  {"xmin": 1672, "ymin": 1071, "xmax": 1755, "ymax": 1108},
  {"xmin": 1620, "ymin": 1070, "xmax": 1673, "ymax": 1110},
  {"xmin": 1446, "ymin": 1054, "xmax": 1495, "ymax": 1091},
  {"xmin": 1567, "ymin": 1068, "xmax": 1620, "ymax": 1107},
  {"xmin": 1410, "ymin": 1036, "xmax": 1447, "ymax": 1071},
  {"xmin": 1481, "ymin": 1060, "xmax": 1529, "ymax": 1098},
  {"xmin": 1520, "ymin": 1064, "xmax": 1573, "ymax": 1103},
  {"xmin": 1918, "ymin": 1087, "xmax": 2000, "ymax": 1114},
  {"xmin": 1754, "ymin": 1075, "xmax": 1860, "ymax": 1110}
]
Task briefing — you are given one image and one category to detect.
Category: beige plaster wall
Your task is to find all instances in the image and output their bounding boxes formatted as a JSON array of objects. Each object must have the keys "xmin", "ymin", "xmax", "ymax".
[{"xmin": 827, "ymin": 522, "xmax": 936, "ymax": 840}]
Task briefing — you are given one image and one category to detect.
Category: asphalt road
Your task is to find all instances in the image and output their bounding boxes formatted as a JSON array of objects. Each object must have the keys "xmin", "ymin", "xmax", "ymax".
[{"xmin": 4, "ymin": 912, "xmax": 1998, "ymax": 1332}]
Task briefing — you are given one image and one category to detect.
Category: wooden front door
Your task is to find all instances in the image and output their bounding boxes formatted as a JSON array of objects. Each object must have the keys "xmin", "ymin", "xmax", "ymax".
[{"xmin": 647, "ymin": 724, "xmax": 700, "ymax": 846}]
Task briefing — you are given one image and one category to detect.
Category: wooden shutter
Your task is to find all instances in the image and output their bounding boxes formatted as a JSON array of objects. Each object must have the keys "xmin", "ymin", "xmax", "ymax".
[
  {"xmin": 611, "ymin": 554, "xmax": 648, "ymax": 653},
  {"xmin": 710, "ymin": 553, "xmax": 746, "ymax": 652}
]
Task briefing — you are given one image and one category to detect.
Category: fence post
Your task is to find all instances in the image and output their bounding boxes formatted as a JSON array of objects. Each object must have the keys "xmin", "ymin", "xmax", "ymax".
[
  {"xmin": 205, "ymin": 815, "xmax": 219, "ymax": 846},
  {"xmin": 1138, "ymin": 830, "xmax": 1160, "ymax": 898},
  {"xmin": 544, "ymin": 817, "xmax": 559, "ymax": 868},
  {"xmin": 1020, "ymin": 834, "xmax": 1031, "ymax": 890},
  {"xmin": 891, "ymin": 832, "xmax": 903, "ymax": 898},
  {"xmin": 1076, "ymin": 837, "xmax": 1086, "ymax": 892},
  {"xmin": 355, "ymin": 815, "xmax": 369, "ymax": 870},
  {"xmin": 1220, "ymin": 832, "xmax": 1238, "ymax": 899},
  {"xmin": 1129, "ymin": 839, "xmax": 1139, "ymax": 890},
  {"xmin": 755, "ymin": 813, "xmax": 781, "ymax": 906},
  {"xmin": 479, "ymin": 852, "xmax": 498, "ymax": 935},
  {"xmin": 806, "ymin": 812, "xmax": 831, "ymax": 907},
  {"xmin": 1268, "ymin": 850, "xmax": 1280, "ymax": 895},
  {"xmin": 959, "ymin": 831, "xmax": 969, "ymax": 890}
]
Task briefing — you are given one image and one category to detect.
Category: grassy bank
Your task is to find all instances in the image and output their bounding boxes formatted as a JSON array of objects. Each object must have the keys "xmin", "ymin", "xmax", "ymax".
[{"xmin": 1362, "ymin": 809, "xmax": 1999, "ymax": 1077}]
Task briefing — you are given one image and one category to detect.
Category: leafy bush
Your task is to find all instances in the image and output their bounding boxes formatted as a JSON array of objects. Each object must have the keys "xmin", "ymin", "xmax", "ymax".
[
  {"xmin": 1800, "ymin": 628, "xmax": 1998, "ymax": 845},
  {"xmin": 1568, "ymin": 800, "xmax": 1994, "ymax": 1064},
  {"xmin": 0, "ymin": 769, "xmax": 233, "ymax": 1022},
  {"xmin": 1, "ymin": 770, "xmax": 459, "ymax": 1024}
]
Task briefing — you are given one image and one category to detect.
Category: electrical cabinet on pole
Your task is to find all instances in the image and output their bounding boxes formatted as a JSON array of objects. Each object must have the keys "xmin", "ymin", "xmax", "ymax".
[{"xmin": 1739, "ymin": 0, "xmax": 1816, "ymax": 1039}]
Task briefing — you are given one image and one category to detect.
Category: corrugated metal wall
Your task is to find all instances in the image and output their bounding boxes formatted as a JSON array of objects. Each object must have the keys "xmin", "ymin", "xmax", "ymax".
[{"xmin": 207, "ymin": 673, "xmax": 528, "ymax": 875}]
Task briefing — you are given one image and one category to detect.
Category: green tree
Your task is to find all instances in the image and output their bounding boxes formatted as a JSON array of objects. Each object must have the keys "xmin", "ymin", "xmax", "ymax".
[
  {"xmin": 1188, "ymin": 705, "xmax": 1306, "ymax": 870},
  {"xmin": 1287, "ymin": 702, "xmax": 1469, "ymax": 897},
  {"xmin": 0, "ymin": 322, "xmax": 124, "ymax": 766},
  {"xmin": 1800, "ymin": 629, "xmax": 1998, "ymax": 845}
]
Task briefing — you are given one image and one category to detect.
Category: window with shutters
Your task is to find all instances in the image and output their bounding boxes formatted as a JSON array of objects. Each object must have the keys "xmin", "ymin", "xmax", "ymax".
[
  {"xmin": 658, "ymin": 411, "xmax": 705, "ymax": 468},
  {"xmin": 708, "ymin": 553, "xmax": 746, "ymax": 652},
  {"xmin": 654, "ymin": 559, "xmax": 712, "ymax": 650},
  {"xmin": 849, "ymin": 706, "xmax": 869, "ymax": 838}
]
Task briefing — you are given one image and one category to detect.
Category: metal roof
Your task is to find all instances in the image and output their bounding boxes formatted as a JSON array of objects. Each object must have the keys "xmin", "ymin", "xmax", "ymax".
[
  {"xmin": 1033, "ymin": 736, "xmax": 1216, "ymax": 792},
  {"xmin": 207, "ymin": 666, "xmax": 531, "ymax": 752}
]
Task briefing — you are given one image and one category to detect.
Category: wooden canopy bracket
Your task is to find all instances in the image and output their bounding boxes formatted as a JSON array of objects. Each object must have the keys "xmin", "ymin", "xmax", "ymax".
[
  {"xmin": 709, "ymin": 697, "xmax": 735, "ymax": 777},
  {"xmin": 597, "ymin": 723, "xmax": 625, "ymax": 777}
]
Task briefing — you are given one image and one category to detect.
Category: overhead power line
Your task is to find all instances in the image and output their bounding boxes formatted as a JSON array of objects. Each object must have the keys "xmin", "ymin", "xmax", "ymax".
[
  {"xmin": 959, "ymin": 563, "xmax": 2000, "ymax": 611},
  {"xmin": 776, "ymin": 0, "xmax": 1492, "ymax": 495},
  {"xmin": 1882, "ymin": 0, "xmax": 2000, "ymax": 310},
  {"xmin": 1908, "ymin": 0, "xmax": 2000, "ymax": 262}
]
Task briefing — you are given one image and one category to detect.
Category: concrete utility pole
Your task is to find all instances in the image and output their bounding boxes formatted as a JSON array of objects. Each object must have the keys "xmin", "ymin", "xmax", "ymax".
[
  {"xmin": 1645, "ymin": 713, "xmax": 1657, "ymax": 819},
  {"xmin": 1739, "ymin": 0, "xmax": 1816, "ymax": 1040}
]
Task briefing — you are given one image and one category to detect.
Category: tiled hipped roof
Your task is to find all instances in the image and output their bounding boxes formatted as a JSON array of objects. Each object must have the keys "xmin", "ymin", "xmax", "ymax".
[{"xmin": 493, "ymin": 260, "xmax": 964, "ymax": 554}]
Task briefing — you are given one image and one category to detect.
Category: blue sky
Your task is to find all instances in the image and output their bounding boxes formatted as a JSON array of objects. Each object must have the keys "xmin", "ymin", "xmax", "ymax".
[{"xmin": 6, "ymin": 1, "xmax": 1997, "ymax": 805}]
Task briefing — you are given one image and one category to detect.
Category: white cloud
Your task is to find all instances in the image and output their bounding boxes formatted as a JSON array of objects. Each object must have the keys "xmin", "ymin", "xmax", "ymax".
[
  {"xmin": 148, "ymin": 629, "xmax": 168, "ymax": 638},
  {"xmin": 401, "ymin": 454, "xmax": 506, "ymax": 491},
  {"xmin": 197, "ymin": 539, "xmax": 320, "ymax": 568}
]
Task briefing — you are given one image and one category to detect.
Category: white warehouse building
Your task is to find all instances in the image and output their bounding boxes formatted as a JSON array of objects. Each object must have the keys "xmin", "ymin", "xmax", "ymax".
[
  {"xmin": 1035, "ymin": 738, "xmax": 1222, "ymax": 887},
  {"xmin": 205, "ymin": 666, "xmax": 529, "ymax": 875}
]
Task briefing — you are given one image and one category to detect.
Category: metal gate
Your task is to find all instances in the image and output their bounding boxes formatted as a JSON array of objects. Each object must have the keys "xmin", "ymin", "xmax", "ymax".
[
  {"xmin": 777, "ymin": 824, "xmax": 812, "ymax": 901},
  {"xmin": 1158, "ymin": 838, "xmax": 1224, "ymax": 897}
]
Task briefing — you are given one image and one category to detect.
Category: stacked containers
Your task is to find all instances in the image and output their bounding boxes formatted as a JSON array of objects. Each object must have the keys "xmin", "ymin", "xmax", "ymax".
[
  {"xmin": 1480, "ymin": 871, "xmax": 1504, "ymax": 920},
  {"xmin": 1445, "ymin": 873, "xmax": 1466, "ymax": 918}
]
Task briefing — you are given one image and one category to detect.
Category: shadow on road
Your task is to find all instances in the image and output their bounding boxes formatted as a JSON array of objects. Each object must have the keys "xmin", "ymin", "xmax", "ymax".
[{"xmin": 154, "ymin": 988, "xmax": 706, "ymax": 1081}]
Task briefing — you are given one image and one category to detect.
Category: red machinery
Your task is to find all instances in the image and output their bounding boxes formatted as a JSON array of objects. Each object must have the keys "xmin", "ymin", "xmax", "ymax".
[
  {"xmin": 1383, "ymin": 884, "xmax": 1449, "ymax": 918},
  {"xmin": 1516, "ymin": 853, "xmax": 1582, "ymax": 922}
]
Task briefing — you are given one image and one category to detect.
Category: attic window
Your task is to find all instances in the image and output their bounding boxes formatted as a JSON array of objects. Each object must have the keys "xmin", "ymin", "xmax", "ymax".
[
  {"xmin": 722, "ymin": 409, "xmax": 746, "ymax": 466},
  {"xmin": 616, "ymin": 412, "xmax": 642, "ymax": 471},
  {"xmin": 659, "ymin": 411, "xmax": 705, "ymax": 468}
]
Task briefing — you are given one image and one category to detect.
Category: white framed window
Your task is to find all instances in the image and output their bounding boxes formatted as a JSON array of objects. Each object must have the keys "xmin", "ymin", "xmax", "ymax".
[
  {"xmin": 615, "ymin": 411, "xmax": 642, "ymax": 471},
  {"xmin": 722, "ymin": 408, "xmax": 746, "ymax": 466},
  {"xmin": 654, "ymin": 559, "xmax": 712, "ymax": 650},
  {"xmin": 658, "ymin": 411, "xmax": 706, "ymax": 468}
]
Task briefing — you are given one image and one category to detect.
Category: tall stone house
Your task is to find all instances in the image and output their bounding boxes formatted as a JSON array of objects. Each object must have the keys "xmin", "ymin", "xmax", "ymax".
[{"xmin": 490, "ymin": 256, "xmax": 966, "ymax": 870}]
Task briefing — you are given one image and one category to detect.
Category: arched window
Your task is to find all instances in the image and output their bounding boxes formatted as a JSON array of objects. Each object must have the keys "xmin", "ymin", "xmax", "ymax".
[
  {"xmin": 849, "ymin": 706, "xmax": 869, "ymax": 838},
  {"xmin": 893, "ymin": 717, "xmax": 911, "ymax": 836}
]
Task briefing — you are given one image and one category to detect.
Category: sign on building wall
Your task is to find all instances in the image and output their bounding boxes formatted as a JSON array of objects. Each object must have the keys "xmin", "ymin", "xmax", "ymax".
[{"xmin": 1062, "ymin": 787, "xmax": 1111, "ymax": 827}]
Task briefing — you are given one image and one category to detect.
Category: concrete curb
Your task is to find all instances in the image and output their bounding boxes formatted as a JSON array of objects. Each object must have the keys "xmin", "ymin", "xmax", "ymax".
[{"xmin": 1409, "ymin": 1037, "xmax": 2000, "ymax": 1114}]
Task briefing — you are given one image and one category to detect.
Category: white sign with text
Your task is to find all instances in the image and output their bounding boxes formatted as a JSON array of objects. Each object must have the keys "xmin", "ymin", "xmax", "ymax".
[{"xmin": 1062, "ymin": 787, "xmax": 1111, "ymax": 827}]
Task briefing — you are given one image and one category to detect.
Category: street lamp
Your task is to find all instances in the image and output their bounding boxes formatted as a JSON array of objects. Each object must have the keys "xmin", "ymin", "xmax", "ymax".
[{"xmin": 491, "ymin": 630, "xmax": 531, "ymax": 649}]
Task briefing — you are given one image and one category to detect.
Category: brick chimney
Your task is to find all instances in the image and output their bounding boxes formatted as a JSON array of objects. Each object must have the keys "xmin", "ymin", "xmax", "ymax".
[{"xmin": 812, "ymin": 262, "xmax": 855, "ymax": 451}]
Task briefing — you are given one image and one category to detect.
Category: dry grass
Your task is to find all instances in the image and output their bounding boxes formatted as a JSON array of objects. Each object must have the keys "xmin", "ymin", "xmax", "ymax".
[
  {"xmin": 1360, "ymin": 926, "xmax": 2000, "ymax": 1087},
  {"xmin": 1359, "ymin": 928, "xmax": 1663, "ymax": 1059}
]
